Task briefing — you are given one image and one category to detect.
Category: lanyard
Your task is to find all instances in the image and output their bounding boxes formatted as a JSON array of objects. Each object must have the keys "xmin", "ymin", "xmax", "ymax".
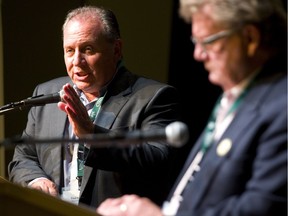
[
  {"xmin": 89, "ymin": 96, "xmax": 105, "ymax": 122},
  {"xmin": 201, "ymin": 72, "xmax": 258, "ymax": 153},
  {"xmin": 200, "ymin": 89, "xmax": 246, "ymax": 153},
  {"xmin": 77, "ymin": 95, "xmax": 105, "ymax": 183}
]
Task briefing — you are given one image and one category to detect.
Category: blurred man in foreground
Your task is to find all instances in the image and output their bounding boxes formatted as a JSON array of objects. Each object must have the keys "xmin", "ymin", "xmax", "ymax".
[{"xmin": 97, "ymin": 0, "xmax": 287, "ymax": 215}]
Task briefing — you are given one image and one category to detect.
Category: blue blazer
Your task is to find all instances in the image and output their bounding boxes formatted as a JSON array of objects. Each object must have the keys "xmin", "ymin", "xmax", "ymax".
[{"xmin": 169, "ymin": 62, "xmax": 287, "ymax": 215}]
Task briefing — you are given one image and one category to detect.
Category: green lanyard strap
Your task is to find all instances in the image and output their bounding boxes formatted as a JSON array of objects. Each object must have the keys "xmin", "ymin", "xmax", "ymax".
[
  {"xmin": 89, "ymin": 96, "xmax": 104, "ymax": 122},
  {"xmin": 77, "ymin": 95, "xmax": 105, "ymax": 184},
  {"xmin": 200, "ymin": 85, "xmax": 250, "ymax": 154}
]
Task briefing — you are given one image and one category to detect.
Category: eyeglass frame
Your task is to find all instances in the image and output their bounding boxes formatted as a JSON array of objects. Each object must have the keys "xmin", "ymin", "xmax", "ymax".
[{"xmin": 191, "ymin": 29, "xmax": 237, "ymax": 53}]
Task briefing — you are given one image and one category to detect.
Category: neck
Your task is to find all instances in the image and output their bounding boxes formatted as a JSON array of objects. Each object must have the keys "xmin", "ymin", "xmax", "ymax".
[{"xmin": 83, "ymin": 91, "xmax": 100, "ymax": 101}]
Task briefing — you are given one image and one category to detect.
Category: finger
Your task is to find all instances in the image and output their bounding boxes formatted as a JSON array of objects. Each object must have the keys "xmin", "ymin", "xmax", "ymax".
[
  {"xmin": 122, "ymin": 194, "xmax": 140, "ymax": 202},
  {"xmin": 66, "ymin": 84, "xmax": 80, "ymax": 100},
  {"xmin": 32, "ymin": 182, "xmax": 49, "ymax": 193},
  {"xmin": 97, "ymin": 204, "xmax": 126, "ymax": 216},
  {"xmin": 48, "ymin": 186, "xmax": 58, "ymax": 196},
  {"xmin": 63, "ymin": 84, "xmax": 82, "ymax": 106},
  {"xmin": 63, "ymin": 92, "xmax": 87, "ymax": 120},
  {"xmin": 58, "ymin": 101, "xmax": 67, "ymax": 112},
  {"xmin": 98, "ymin": 198, "xmax": 123, "ymax": 209},
  {"xmin": 47, "ymin": 181, "xmax": 59, "ymax": 195}
]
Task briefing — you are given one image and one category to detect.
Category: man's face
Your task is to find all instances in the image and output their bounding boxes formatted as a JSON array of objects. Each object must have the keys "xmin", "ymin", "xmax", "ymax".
[
  {"xmin": 63, "ymin": 19, "xmax": 122, "ymax": 94},
  {"xmin": 191, "ymin": 5, "xmax": 251, "ymax": 91}
]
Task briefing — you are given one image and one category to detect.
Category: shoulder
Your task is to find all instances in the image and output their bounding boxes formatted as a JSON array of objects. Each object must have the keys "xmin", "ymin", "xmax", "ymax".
[
  {"xmin": 33, "ymin": 76, "xmax": 71, "ymax": 95},
  {"xmin": 114, "ymin": 68, "xmax": 178, "ymax": 95},
  {"xmin": 39, "ymin": 76, "xmax": 71, "ymax": 87},
  {"xmin": 127, "ymin": 70, "xmax": 175, "ymax": 90},
  {"xmin": 135, "ymin": 76, "xmax": 178, "ymax": 95},
  {"xmin": 247, "ymin": 73, "xmax": 287, "ymax": 122}
]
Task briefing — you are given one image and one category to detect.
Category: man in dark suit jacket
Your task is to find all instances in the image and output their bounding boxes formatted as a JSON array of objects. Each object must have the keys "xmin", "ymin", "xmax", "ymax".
[
  {"xmin": 8, "ymin": 6, "xmax": 182, "ymax": 209},
  {"xmin": 97, "ymin": 0, "xmax": 287, "ymax": 215}
]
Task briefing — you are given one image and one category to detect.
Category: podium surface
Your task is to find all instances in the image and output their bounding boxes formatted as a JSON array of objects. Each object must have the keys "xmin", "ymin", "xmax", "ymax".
[{"xmin": 0, "ymin": 176, "xmax": 100, "ymax": 216}]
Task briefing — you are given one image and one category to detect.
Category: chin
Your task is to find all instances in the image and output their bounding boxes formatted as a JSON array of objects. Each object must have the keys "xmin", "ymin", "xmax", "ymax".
[
  {"xmin": 209, "ymin": 75, "xmax": 224, "ymax": 89},
  {"xmin": 75, "ymin": 80, "xmax": 89, "ymax": 88},
  {"xmin": 208, "ymin": 73, "xmax": 218, "ymax": 84}
]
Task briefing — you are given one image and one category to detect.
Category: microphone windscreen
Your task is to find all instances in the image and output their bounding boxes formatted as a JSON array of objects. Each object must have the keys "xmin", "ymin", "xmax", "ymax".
[{"xmin": 165, "ymin": 121, "xmax": 189, "ymax": 147}]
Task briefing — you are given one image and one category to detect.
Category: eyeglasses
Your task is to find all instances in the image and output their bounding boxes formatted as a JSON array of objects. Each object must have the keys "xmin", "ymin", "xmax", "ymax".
[{"xmin": 191, "ymin": 29, "xmax": 236, "ymax": 53}]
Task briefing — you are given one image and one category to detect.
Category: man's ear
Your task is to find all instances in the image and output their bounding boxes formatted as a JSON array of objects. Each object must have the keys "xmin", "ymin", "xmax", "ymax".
[
  {"xmin": 114, "ymin": 39, "xmax": 123, "ymax": 60},
  {"xmin": 243, "ymin": 24, "xmax": 260, "ymax": 57}
]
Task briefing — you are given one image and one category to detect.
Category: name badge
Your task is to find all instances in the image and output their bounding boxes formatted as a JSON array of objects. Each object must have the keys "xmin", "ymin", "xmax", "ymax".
[{"xmin": 61, "ymin": 187, "xmax": 80, "ymax": 205}]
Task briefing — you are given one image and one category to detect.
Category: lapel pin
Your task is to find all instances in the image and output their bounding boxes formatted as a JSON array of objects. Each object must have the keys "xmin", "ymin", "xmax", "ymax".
[{"xmin": 217, "ymin": 138, "xmax": 232, "ymax": 156}]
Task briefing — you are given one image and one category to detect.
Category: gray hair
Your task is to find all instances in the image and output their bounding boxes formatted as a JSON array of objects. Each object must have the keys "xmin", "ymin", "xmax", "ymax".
[
  {"xmin": 62, "ymin": 5, "xmax": 121, "ymax": 42},
  {"xmin": 179, "ymin": 0, "xmax": 287, "ymax": 50}
]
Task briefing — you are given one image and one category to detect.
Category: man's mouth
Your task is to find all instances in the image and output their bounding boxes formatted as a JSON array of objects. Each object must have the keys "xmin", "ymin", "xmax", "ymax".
[{"xmin": 75, "ymin": 72, "xmax": 89, "ymax": 80}]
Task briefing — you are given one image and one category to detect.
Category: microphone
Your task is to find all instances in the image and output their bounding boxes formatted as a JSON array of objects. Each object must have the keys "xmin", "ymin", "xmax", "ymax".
[
  {"xmin": 0, "ymin": 90, "xmax": 64, "ymax": 114},
  {"xmin": 14, "ymin": 89, "xmax": 64, "ymax": 107},
  {"xmin": 1, "ymin": 121, "xmax": 189, "ymax": 148}
]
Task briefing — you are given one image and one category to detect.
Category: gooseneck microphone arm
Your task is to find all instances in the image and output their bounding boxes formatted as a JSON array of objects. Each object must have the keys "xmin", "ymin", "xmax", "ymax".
[
  {"xmin": 0, "ymin": 122, "xmax": 189, "ymax": 148},
  {"xmin": 0, "ymin": 91, "xmax": 63, "ymax": 115}
]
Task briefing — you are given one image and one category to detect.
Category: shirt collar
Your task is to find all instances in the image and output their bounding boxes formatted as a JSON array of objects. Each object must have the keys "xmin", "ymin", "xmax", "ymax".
[{"xmin": 224, "ymin": 68, "xmax": 261, "ymax": 100}]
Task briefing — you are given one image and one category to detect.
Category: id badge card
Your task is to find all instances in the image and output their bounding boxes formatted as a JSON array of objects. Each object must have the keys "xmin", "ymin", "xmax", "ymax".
[{"xmin": 61, "ymin": 187, "xmax": 80, "ymax": 205}]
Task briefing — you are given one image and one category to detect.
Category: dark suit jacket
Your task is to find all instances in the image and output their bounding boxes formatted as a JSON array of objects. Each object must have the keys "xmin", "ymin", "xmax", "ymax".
[
  {"xmin": 8, "ymin": 67, "xmax": 182, "ymax": 208},
  {"xmin": 169, "ymin": 61, "xmax": 287, "ymax": 215}
]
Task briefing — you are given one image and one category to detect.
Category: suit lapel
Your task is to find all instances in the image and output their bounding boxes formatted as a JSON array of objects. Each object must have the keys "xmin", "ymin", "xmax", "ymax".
[
  {"xmin": 95, "ymin": 67, "xmax": 135, "ymax": 129},
  {"xmin": 95, "ymin": 91, "xmax": 131, "ymax": 128}
]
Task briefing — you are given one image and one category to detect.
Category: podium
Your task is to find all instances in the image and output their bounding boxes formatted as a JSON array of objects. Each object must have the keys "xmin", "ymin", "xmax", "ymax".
[{"xmin": 0, "ymin": 176, "xmax": 100, "ymax": 216}]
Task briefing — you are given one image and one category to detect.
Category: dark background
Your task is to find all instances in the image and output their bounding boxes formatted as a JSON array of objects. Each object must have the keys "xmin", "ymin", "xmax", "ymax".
[
  {"xmin": 3, "ymin": 0, "xmax": 284, "ymax": 178},
  {"xmin": 1, "ymin": 0, "xmax": 219, "ymax": 177}
]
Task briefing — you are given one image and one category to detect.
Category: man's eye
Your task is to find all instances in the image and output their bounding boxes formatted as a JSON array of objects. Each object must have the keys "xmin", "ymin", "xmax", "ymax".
[
  {"xmin": 85, "ymin": 46, "xmax": 94, "ymax": 53},
  {"xmin": 65, "ymin": 49, "xmax": 74, "ymax": 56}
]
